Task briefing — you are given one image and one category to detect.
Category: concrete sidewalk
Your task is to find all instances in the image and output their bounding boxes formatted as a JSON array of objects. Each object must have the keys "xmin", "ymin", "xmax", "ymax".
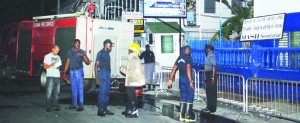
[{"xmin": 143, "ymin": 90, "xmax": 297, "ymax": 123}]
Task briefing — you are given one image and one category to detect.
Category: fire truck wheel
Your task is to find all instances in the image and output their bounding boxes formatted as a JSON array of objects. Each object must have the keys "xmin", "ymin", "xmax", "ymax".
[
  {"xmin": 84, "ymin": 79, "xmax": 96, "ymax": 92},
  {"xmin": 5, "ymin": 65, "xmax": 15, "ymax": 79},
  {"xmin": 40, "ymin": 71, "xmax": 47, "ymax": 87},
  {"xmin": 64, "ymin": 80, "xmax": 71, "ymax": 85}
]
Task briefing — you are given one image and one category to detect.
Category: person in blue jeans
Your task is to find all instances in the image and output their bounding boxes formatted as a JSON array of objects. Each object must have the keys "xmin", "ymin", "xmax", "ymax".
[
  {"xmin": 94, "ymin": 39, "xmax": 114, "ymax": 117},
  {"xmin": 168, "ymin": 45, "xmax": 196, "ymax": 122},
  {"xmin": 63, "ymin": 39, "xmax": 90, "ymax": 111}
]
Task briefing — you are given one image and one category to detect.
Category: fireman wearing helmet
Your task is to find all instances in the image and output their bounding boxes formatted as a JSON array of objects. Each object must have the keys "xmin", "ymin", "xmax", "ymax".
[
  {"xmin": 168, "ymin": 45, "xmax": 196, "ymax": 122},
  {"xmin": 120, "ymin": 42, "xmax": 146, "ymax": 118}
]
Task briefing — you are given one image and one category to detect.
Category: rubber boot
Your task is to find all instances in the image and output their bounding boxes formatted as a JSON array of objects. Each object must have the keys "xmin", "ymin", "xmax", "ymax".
[
  {"xmin": 122, "ymin": 102, "xmax": 130, "ymax": 115},
  {"xmin": 125, "ymin": 103, "xmax": 138, "ymax": 118},
  {"xmin": 97, "ymin": 108, "xmax": 106, "ymax": 117},
  {"xmin": 179, "ymin": 102, "xmax": 186, "ymax": 121},
  {"xmin": 185, "ymin": 103, "xmax": 196, "ymax": 122}
]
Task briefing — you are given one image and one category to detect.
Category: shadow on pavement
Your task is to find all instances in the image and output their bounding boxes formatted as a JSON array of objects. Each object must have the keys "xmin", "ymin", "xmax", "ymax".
[
  {"xmin": 198, "ymin": 112, "xmax": 237, "ymax": 123},
  {"xmin": 59, "ymin": 92, "xmax": 129, "ymax": 107}
]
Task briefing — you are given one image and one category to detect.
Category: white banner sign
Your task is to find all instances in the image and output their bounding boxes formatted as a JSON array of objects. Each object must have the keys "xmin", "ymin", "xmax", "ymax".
[
  {"xmin": 240, "ymin": 14, "xmax": 285, "ymax": 41},
  {"xmin": 122, "ymin": 12, "xmax": 143, "ymax": 20}
]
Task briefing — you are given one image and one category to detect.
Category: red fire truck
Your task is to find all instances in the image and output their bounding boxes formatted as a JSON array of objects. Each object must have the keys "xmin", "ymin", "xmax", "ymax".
[{"xmin": 0, "ymin": 13, "xmax": 134, "ymax": 91}]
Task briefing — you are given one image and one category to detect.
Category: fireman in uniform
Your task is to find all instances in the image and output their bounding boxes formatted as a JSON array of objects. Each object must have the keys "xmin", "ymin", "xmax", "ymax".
[
  {"xmin": 120, "ymin": 43, "xmax": 146, "ymax": 118},
  {"xmin": 168, "ymin": 45, "xmax": 196, "ymax": 122},
  {"xmin": 64, "ymin": 39, "xmax": 90, "ymax": 111},
  {"xmin": 95, "ymin": 39, "xmax": 114, "ymax": 117}
]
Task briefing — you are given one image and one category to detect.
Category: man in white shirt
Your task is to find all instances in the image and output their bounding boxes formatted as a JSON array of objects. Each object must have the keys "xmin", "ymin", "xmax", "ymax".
[{"xmin": 43, "ymin": 45, "xmax": 62, "ymax": 112}]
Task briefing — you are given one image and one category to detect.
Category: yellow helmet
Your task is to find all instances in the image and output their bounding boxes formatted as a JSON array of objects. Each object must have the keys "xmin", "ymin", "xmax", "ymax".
[{"xmin": 129, "ymin": 43, "xmax": 141, "ymax": 55}]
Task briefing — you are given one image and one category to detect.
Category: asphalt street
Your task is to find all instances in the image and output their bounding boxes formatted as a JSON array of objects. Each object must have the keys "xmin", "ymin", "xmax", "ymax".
[{"xmin": 0, "ymin": 78, "xmax": 181, "ymax": 123}]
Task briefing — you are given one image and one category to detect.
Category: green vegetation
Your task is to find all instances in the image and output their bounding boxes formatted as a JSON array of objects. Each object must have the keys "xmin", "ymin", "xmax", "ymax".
[{"xmin": 211, "ymin": 0, "xmax": 253, "ymax": 41}]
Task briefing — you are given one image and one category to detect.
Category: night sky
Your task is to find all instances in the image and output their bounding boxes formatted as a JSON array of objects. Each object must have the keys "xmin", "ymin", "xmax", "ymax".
[{"xmin": 0, "ymin": 0, "xmax": 62, "ymax": 27}]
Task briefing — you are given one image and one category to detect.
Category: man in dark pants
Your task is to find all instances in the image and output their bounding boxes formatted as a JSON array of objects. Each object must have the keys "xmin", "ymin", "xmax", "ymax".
[
  {"xmin": 202, "ymin": 44, "xmax": 217, "ymax": 113},
  {"xmin": 63, "ymin": 39, "xmax": 90, "ymax": 111},
  {"xmin": 139, "ymin": 44, "xmax": 155, "ymax": 90},
  {"xmin": 44, "ymin": 45, "xmax": 62, "ymax": 112},
  {"xmin": 95, "ymin": 39, "xmax": 114, "ymax": 117},
  {"xmin": 168, "ymin": 45, "xmax": 196, "ymax": 122}
]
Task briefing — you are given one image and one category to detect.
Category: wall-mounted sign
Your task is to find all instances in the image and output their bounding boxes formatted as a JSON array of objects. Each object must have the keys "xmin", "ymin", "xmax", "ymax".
[
  {"xmin": 122, "ymin": 12, "xmax": 143, "ymax": 20},
  {"xmin": 241, "ymin": 14, "xmax": 285, "ymax": 41},
  {"xmin": 128, "ymin": 19, "xmax": 144, "ymax": 33}
]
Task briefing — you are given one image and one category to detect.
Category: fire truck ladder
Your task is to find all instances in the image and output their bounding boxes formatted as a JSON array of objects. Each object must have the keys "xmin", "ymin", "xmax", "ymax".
[
  {"xmin": 33, "ymin": 3, "xmax": 100, "ymax": 21},
  {"xmin": 104, "ymin": 6, "xmax": 124, "ymax": 20}
]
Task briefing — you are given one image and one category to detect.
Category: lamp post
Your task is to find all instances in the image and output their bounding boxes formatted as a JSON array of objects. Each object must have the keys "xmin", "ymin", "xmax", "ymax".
[{"xmin": 219, "ymin": 0, "xmax": 222, "ymax": 47}]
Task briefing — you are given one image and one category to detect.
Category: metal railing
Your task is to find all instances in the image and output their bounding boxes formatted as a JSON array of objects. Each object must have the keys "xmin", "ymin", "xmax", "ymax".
[
  {"xmin": 188, "ymin": 40, "xmax": 243, "ymax": 50},
  {"xmin": 191, "ymin": 47, "xmax": 300, "ymax": 70},
  {"xmin": 193, "ymin": 71, "xmax": 300, "ymax": 122},
  {"xmin": 216, "ymin": 48, "xmax": 300, "ymax": 69},
  {"xmin": 154, "ymin": 66, "xmax": 173, "ymax": 97},
  {"xmin": 154, "ymin": 66, "xmax": 197, "ymax": 97},
  {"xmin": 243, "ymin": 78, "xmax": 300, "ymax": 122},
  {"xmin": 194, "ymin": 70, "xmax": 246, "ymax": 108},
  {"xmin": 153, "ymin": 66, "xmax": 300, "ymax": 122}
]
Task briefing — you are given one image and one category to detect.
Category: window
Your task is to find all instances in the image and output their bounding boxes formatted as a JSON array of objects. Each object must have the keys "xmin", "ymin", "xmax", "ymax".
[
  {"xmin": 231, "ymin": 0, "xmax": 243, "ymax": 14},
  {"xmin": 17, "ymin": 30, "xmax": 32, "ymax": 71},
  {"xmin": 291, "ymin": 32, "xmax": 300, "ymax": 47},
  {"xmin": 291, "ymin": 32, "xmax": 300, "ymax": 68},
  {"xmin": 55, "ymin": 27, "xmax": 76, "ymax": 69},
  {"xmin": 204, "ymin": 0, "xmax": 215, "ymax": 13},
  {"xmin": 231, "ymin": 0, "xmax": 243, "ymax": 6},
  {"xmin": 161, "ymin": 35, "xmax": 173, "ymax": 53},
  {"xmin": 0, "ymin": 30, "xmax": 8, "ymax": 47}
]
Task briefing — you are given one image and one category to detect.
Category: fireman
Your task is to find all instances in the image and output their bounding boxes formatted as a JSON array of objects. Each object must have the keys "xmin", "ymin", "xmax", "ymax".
[
  {"xmin": 168, "ymin": 45, "xmax": 196, "ymax": 122},
  {"xmin": 120, "ymin": 43, "xmax": 146, "ymax": 118},
  {"xmin": 95, "ymin": 39, "xmax": 114, "ymax": 117},
  {"xmin": 63, "ymin": 39, "xmax": 90, "ymax": 111}
]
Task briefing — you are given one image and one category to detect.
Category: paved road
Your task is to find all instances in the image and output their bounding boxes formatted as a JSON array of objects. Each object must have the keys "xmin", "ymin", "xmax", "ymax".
[{"xmin": 0, "ymin": 78, "xmax": 181, "ymax": 123}]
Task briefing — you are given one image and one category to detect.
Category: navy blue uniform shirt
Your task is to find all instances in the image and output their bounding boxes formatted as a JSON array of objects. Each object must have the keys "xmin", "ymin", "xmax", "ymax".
[
  {"xmin": 175, "ymin": 54, "xmax": 193, "ymax": 78},
  {"xmin": 96, "ymin": 48, "xmax": 110, "ymax": 71},
  {"xmin": 139, "ymin": 50, "xmax": 155, "ymax": 63},
  {"xmin": 67, "ymin": 48, "xmax": 87, "ymax": 70}
]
